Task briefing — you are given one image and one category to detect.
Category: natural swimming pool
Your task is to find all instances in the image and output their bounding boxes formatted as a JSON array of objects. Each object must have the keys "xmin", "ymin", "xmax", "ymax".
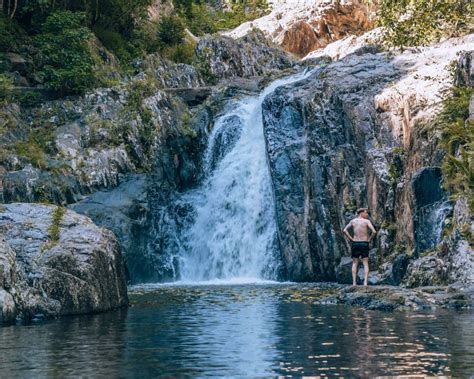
[{"xmin": 1, "ymin": 283, "xmax": 473, "ymax": 377}]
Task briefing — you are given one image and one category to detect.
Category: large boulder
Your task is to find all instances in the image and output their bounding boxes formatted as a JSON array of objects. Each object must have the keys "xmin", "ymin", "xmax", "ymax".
[
  {"xmin": 0, "ymin": 240, "xmax": 17, "ymax": 324},
  {"xmin": 405, "ymin": 230, "xmax": 474, "ymax": 288},
  {"xmin": 0, "ymin": 203, "xmax": 128, "ymax": 324},
  {"xmin": 378, "ymin": 253, "xmax": 410, "ymax": 285},
  {"xmin": 405, "ymin": 255, "xmax": 449, "ymax": 288}
]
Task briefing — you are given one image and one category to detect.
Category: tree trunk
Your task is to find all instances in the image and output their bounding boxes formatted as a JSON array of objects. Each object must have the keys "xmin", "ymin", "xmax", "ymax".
[{"xmin": 9, "ymin": 0, "xmax": 17, "ymax": 18}]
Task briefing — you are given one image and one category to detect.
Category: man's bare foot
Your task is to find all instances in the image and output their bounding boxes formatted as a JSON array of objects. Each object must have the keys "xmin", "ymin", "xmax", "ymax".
[
  {"xmin": 364, "ymin": 282, "xmax": 368, "ymax": 287},
  {"xmin": 352, "ymin": 283, "xmax": 357, "ymax": 287}
]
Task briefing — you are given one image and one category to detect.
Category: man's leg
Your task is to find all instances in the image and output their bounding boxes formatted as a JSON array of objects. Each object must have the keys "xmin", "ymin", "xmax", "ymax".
[
  {"xmin": 362, "ymin": 257, "xmax": 369, "ymax": 286},
  {"xmin": 352, "ymin": 258, "xmax": 358, "ymax": 286}
]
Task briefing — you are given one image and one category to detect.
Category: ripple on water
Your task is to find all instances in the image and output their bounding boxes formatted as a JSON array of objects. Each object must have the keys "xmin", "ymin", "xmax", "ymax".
[{"xmin": 0, "ymin": 284, "xmax": 473, "ymax": 377}]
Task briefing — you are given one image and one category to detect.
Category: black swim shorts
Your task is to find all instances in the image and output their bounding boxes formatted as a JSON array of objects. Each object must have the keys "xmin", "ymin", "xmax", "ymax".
[{"xmin": 351, "ymin": 241, "xmax": 369, "ymax": 259}]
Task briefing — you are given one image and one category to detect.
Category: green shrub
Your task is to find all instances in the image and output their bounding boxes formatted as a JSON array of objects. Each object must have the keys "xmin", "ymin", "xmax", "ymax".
[
  {"xmin": 129, "ymin": 21, "xmax": 161, "ymax": 55},
  {"xmin": 93, "ymin": 27, "xmax": 134, "ymax": 61},
  {"xmin": 161, "ymin": 42, "xmax": 196, "ymax": 64},
  {"xmin": 0, "ymin": 15, "xmax": 24, "ymax": 51},
  {"xmin": 158, "ymin": 15, "xmax": 185, "ymax": 46},
  {"xmin": 156, "ymin": 15, "xmax": 196, "ymax": 63},
  {"xmin": 14, "ymin": 127, "xmax": 56, "ymax": 169},
  {"xmin": 13, "ymin": 91, "xmax": 43, "ymax": 107},
  {"xmin": 185, "ymin": 3, "xmax": 218, "ymax": 35},
  {"xmin": 126, "ymin": 77, "xmax": 158, "ymax": 108},
  {"xmin": 192, "ymin": 47, "xmax": 217, "ymax": 84},
  {"xmin": 179, "ymin": 0, "xmax": 269, "ymax": 36},
  {"xmin": 47, "ymin": 205, "xmax": 66, "ymax": 245},
  {"xmin": 0, "ymin": 74, "xmax": 13, "ymax": 101},
  {"xmin": 378, "ymin": 0, "xmax": 473, "ymax": 48},
  {"xmin": 34, "ymin": 11, "xmax": 96, "ymax": 95},
  {"xmin": 430, "ymin": 86, "xmax": 473, "ymax": 210}
]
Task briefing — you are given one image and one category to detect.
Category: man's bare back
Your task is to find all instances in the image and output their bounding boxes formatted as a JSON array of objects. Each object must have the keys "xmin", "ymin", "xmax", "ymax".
[{"xmin": 347, "ymin": 218, "xmax": 376, "ymax": 242}]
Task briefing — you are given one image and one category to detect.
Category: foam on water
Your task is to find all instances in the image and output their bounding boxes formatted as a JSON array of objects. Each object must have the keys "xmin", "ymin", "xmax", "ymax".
[{"xmin": 129, "ymin": 278, "xmax": 291, "ymax": 292}]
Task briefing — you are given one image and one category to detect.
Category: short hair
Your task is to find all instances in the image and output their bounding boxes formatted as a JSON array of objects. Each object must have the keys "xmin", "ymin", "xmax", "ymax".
[{"xmin": 357, "ymin": 208, "xmax": 368, "ymax": 214}]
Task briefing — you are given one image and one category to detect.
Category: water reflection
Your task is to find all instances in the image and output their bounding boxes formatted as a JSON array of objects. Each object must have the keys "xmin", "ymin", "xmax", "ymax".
[
  {"xmin": 272, "ymin": 303, "xmax": 456, "ymax": 377},
  {"xmin": 0, "ymin": 284, "xmax": 473, "ymax": 377},
  {"xmin": 0, "ymin": 310, "xmax": 128, "ymax": 377}
]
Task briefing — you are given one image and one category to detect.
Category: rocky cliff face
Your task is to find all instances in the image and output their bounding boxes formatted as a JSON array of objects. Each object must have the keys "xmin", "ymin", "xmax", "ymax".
[
  {"xmin": 196, "ymin": 29, "xmax": 296, "ymax": 81},
  {"xmin": 0, "ymin": 31, "xmax": 297, "ymax": 284},
  {"xmin": 0, "ymin": 203, "xmax": 128, "ymax": 325},
  {"xmin": 1, "ymin": 4, "xmax": 472, "ymax": 293},
  {"xmin": 0, "ymin": 55, "xmax": 204, "ymax": 205},
  {"xmin": 225, "ymin": 0, "xmax": 377, "ymax": 57},
  {"xmin": 262, "ymin": 34, "xmax": 473, "ymax": 284}
]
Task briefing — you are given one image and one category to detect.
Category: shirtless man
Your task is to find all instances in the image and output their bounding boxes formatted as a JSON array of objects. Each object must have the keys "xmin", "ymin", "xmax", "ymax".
[{"xmin": 343, "ymin": 208, "xmax": 376, "ymax": 286}]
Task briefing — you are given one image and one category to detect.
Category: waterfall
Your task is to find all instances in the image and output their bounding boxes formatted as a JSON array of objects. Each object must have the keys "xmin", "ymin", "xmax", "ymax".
[
  {"xmin": 414, "ymin": 199, "xmax": 452, "ymax": 254},
  {"xmin": 170, "ymin": 70, "xmax": 314, "ymax": 282}
]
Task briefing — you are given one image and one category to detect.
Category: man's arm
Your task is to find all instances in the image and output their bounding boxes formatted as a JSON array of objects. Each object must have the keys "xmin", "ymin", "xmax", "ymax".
[
  {"xmin": 367, "ymin": 220, "xmax": 376, "ymax": 242},
  {"xmin": 343, "ymin": 221, "xmax": 354, "ymax": 242}
]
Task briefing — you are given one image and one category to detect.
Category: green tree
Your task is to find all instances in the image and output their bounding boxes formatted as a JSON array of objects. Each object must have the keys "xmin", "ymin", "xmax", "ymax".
[
  {"xmin": 158, "ymin": 15, "xmax": 185, "ymax": 46},
  {"xmin": 378, "ymin": 0, "xmax": 473, "ymax": 48},
  {"xmin": 34, "ymin": 11, "xmax": 96, "ymax": 95},
  {"xmin": 2, "ymin": 0, "xmax": 153, "ymax": 36}
]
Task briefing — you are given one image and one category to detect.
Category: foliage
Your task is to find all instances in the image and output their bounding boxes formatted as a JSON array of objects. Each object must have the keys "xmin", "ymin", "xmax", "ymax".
[
  {"xmin": 2, "ymin": 0, "xmax": 156, "ymax": 63},
  {"xmin": 178, "ymin": 0, "xmax": 269, "ymax": 36},
  {"xmin": 14, "ymin": 126, "xmax": 56, "ymax": 169},
  {"xmin": 47, "ymin": 205, "xmax": 66, "ymax": 244},
  {"xmin": 0, "ymin": 15, "xmax": 24, "ymax": 51},
  {"xmin": 126, "ymin": 76, "xmax": 158, "ymax": 108},
  {"xmin": 129, "ymin": 21, "xmax": 162, "ymax": 56},
  {"xmin": 0, "ymin": 74, "xmax": 13, "ymax": 101},
  {"xmin": 93, "ymin": 27, "xmax": 138, "ymax": 61},
  {"xmin": 158, "ymin": 15, "xmax": 186, "ymax": 46},
  {"xmin": 184, "ymin": 3, "xmax": 218, "ymax": 35},
  {"xmin": 388, "ymin": 147, "xmax": 404, "ymax": 186},
  {"xmin": 13, "ymin": 91, "xmax": 43, "ymax": 106},
  {"xmin": 161, "ymin": 42, "xmax": 196, "ymax": 64},
  {"xmin": 3, "ymin": 0, "xmax": 153, "ymax": 34},
  {"xmin": 378, "ymin": 0, "xmax": 473, "ymax": 48},
  {"xmin": 34, "ymin": 11, "xmax": 96, "ymax": 95},
  {"xmin": 430, "ymin": 86, "xmax": 473, "ymax": 210},
  {"xmin": 156, "ymin": 15, "xmax": 196, "ymax": 64},
  {"xmin": 2, "ymin": 0, "xmax": 268, "ymax": 90},
  {"xmin": 215, "ymin": 0, "xmax": 269, "ymax": 30},
  {"xmin": 93, "ymin": 15, "xmax": 163, "ymax": 60},
  {"xmin": 121, "ymin": 76, "xmax": 160, "ymax": 165}
]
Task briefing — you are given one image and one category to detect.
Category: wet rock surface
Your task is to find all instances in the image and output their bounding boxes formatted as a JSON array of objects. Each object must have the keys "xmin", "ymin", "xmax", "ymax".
[
  {"xmin": 262, "ymin": 35, "xmax": 474, "ymax": 283},
  {"xmin": 69, "ymin": 175, "xmax": 149, "ymax": 282},
  {"xmin": 411, "ymin": 167, "xmax": 452, "ymax": 255},
  {"xmin": 1, "ymin": 6, "xmax": 472, "ymax": 298},
  {"xmin": 328, "ymin": 285, "xmax": 474, "ymax": 311},
  {"xmin": 0, "ymin": 203, "xmax": 128, "ymax": 325},
  {"xmin": 0, "ymin": 32, "xmax": 299, "ymax": 284},
  {"xmin": 232, "ymin": 282, "xmax": 474, "ymax": 311}
]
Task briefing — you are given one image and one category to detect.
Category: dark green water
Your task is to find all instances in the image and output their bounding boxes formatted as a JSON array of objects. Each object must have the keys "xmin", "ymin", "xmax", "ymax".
[{"xmin": 0, "ymin": 283, "xmax": 473, "ymax": 377}]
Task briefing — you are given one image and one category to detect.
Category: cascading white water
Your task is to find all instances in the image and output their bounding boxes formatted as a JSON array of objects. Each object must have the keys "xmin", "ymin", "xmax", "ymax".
[{"xmin": 178, "ymin": 70, "xmax": 313, "ymax": 282}]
